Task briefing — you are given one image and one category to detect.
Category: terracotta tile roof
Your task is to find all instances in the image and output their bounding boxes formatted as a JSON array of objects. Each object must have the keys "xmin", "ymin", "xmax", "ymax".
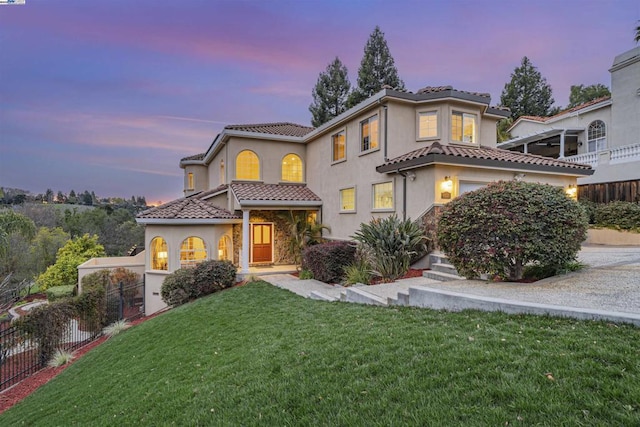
[
  {"xmin": 225, "ymin": 122, "xmax": 314, "ymax": 137},
  {"xmin": 378, "ymin": 141, "xmax": 593, "ymax": 172},
  {"xmin": 137, "ymin": 185, "xmax": 239, "ymax": 221},
  {"xmin": 517, "ymin": 96, "xmax": 612, "ymax": 124},
  {"xmin": 230, "ymin": 183, "xmax": 321, "ymax": 204},
  {"xmin": 180, "ymin": 152, "xmax": 206, "ymax": 162},
  {"xmin": 416, "ymin": 85, "xmax": 490, "ymax": 98}
]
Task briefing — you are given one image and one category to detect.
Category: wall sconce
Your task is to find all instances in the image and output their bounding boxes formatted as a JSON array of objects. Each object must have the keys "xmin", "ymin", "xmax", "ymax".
[
  {"xmin": 577, "ymin": 141, "xmax": 583, "ymax": 147},
  {"xmin": 514, "ymin": 173, "xmax": 526, "ymax": 181},
  {"xmin": 441, "ymin": 176, "xmax": 453, "ymax": 199},
  {"xmin": 565, "ymin": 184, "xmax": 578, "ymax": 200},
  {"xmin": 406, "ymin": 172, "xmax": 416, "ymax": 181}
]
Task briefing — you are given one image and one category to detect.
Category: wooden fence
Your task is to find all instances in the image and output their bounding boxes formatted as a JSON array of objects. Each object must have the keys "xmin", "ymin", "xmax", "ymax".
[{"xmin": 578, "ymin": 179, "xmax": 640, "ymax": 204}]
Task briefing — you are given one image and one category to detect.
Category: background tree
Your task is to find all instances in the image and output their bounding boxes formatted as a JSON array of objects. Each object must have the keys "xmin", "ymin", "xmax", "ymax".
[
  {"xmin": 36, "ymin": 234, "xmax": 105, "ymax": 290},
  {"xmin": 347, "ymin": 26, "xmax": 405, "ymax": 108},
  {"xmin": 496, "ymin": 117, "xmax": 514, "ymax": 143},
  {"xmin": 309, "ymin": 57, "xmax": 351, "ymax": 127},
  {"xmin": 635, "ymin": 21, "xmax": 640, "ymax": 43},
  {"xmin": 500, "ymin": 56, "xmax": 555, "ymax": 120},
  {"xmin": 567, "ymin": 84, "xmax": 610, "ymax": 108},
  {"xmin": 0, "ymin": 210, "xmax": 36, "ymax": 258}
]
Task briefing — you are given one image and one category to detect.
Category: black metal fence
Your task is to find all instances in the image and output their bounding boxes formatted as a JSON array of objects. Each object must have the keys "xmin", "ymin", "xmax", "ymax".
[{"xmin": 0, "ymin": 280, "xmax": 145, "ymax": 392}]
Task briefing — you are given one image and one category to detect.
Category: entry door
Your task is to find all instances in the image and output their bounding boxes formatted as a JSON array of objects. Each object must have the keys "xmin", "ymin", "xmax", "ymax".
[{"xmin": 251, "ymin": 223, "xmax": 273, "ymax": 263}]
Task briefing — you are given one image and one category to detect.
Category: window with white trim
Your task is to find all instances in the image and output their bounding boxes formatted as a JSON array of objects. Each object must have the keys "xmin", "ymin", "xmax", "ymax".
[
  {"xmin": 360, "ymin": 115, "xmax": 379, "ymax": 152},
  {"xmin": 587, "ymin": 120, "xmax": 606, "ymax": 152},
  {"xmin": 340, "ymin": 187, "xmax": 356, "ymax": 212},
  {"xmin": 151, "ymin": 237, "xmax": 168, "ymax": 271},
  {"xmin": 180, "ymin": 236, "xmax": 207, "ymax": 268},
  {"xmin": 332, "ymin": 130, "xmax": 346, "ymax": 162},
  {"xmin": 451, "ymin": 112, "xmax": 476, "ymax": 143},
  {"xmin": 418, "ymin": 111, "xmax": 438, "ymax": 139},
  {"xmin": 372, "ymin": 182, "xmax": 393, "ymax": 210}
]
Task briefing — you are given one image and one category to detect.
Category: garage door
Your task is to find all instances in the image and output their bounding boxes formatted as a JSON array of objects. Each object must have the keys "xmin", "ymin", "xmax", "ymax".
[{"xmin": 459, "ymin": 182, "xmax": 486, "ymax": 195}]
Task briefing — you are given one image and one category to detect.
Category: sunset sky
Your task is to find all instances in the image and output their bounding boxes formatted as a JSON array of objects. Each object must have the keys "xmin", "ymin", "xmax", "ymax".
[{"xmin": 1, "ymin": 0, "xmax": 638, "ymax": 205}]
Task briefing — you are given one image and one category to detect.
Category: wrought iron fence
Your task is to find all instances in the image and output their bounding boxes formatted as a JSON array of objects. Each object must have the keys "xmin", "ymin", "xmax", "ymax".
[{"xmin": 0, "ymin": 280, "xmax": 145, "ymax": 392}]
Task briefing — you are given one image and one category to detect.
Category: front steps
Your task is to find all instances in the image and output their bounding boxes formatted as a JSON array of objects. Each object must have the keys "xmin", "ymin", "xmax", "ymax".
[{"xmin": 424, "ymin": 252, "xmax": 464, "ymax": 282}]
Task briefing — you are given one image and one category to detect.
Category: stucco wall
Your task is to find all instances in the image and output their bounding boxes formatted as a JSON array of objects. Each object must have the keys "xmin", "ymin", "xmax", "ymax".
[
  {"xmin": 77, "ymin": 251, "xmax": 145, "ymax": 292},
  {"xmin": 183, "ymin": 164, "xmax": 208, "ymax": 196},
  {"xmin": 610, "ymin": 47, "xmax": 640, "ymax": 149}
]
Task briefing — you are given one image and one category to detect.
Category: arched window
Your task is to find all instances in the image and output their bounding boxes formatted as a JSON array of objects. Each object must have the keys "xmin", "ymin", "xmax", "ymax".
[
  {"xmin": 235, "ymin": 150, "xmax": 260, "ymax": 180},
  {"xmin": 218, "ymin": 235, "xmax": 231, "ymax": 261},
  {"xmin": 281, "ymin": 154, "xmax": 303, "ymax": 182},
  {"xmin": 587, "ymin": 120, "xmax": 606, "ymax": 152},
  {"xmin": 180, "ymin": 236, "xmax": 207, "ymax": 268},
  {"xmin": 151, "ymin": 237, "xmax": 168, "ymax": 270}
]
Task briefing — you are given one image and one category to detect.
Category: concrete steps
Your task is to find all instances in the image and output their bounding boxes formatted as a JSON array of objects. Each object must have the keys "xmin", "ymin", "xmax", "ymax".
[{"xmin": 425, "ymin": 252, "xmax": 464, "ymax": 282}]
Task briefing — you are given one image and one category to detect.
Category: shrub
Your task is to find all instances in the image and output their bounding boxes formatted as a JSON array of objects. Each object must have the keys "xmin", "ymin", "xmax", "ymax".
[
  {"xmin": 193, "ymin": 260, "xmax": 237, "ymax": 294},
  {"xmin": 594, "ymin": 201, "xmax": 640, "ymax": 231},
  {"xmin": 343, "ymin": 259, "xmax": 373, "ymax": 285},
  {"xmin": 299, "ymin": 269, "xmax": 313, "ymax": 280},
  {"xmin": 302, "ymin": 241, "xmax": 356, "ymax": 284},
  {"xmin": 437, "ymin": 181, "xmax": 588, "ymax": 281},
  {"xmin": 103, "ymin": 320, "xmax": 130, "ymax": 337},
  {"xmin": 161, "ymin": 268, "xmax": 196, "ymax": 307},
  {"xmin": 15, "ymin": 301, "xmax": 75, "ymax": 367},
  {"xmin": 352, "ymin": 215, "xmax": 427, "ymax": 282},
  {"xmin": 48, "ymin": 349, "xmax": 74, "ymax": 368},
  {"xmin": 46, "ymin": 285, "xmax": 76, "ymax": 301}
]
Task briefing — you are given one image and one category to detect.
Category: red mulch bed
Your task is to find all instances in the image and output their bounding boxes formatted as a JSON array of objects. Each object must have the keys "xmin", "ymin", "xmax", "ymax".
[
  {"xmin": 0, "ymin": 313, "xmax": 159, "ymax": 415},
  {"xmin": 292, "ymin": 269, "xmax": 425, "ymax": 284}
]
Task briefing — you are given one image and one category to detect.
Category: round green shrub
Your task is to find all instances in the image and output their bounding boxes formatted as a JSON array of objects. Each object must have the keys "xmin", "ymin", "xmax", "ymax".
[
  {"xmin": 161, "ymin": 260, "xmax": 237, "ymax": 307},
  {"xmin": 437, "ymin": 181, "xmax": 588, "ymax": 281},
  {"xmin": 594, "ymin": 201, "xmax": 640, "ymax": 231},
  {"xmin": 160, "ymin": 268, "xmax": 196, "ymax": 307}
]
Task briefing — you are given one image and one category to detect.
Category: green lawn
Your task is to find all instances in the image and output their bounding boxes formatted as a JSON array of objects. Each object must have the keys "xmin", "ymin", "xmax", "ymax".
[{"xmin": 3, "ymin": 281, "xmax": 640, "ymax": 425}]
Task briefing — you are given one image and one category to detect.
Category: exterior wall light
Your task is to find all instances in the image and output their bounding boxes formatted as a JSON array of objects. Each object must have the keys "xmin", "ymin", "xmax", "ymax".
[
  {"xmin": 565, "ymin": 184, "xmax": 578, "ymax": 200},
  {"xmin": 441, "ymin": 176, "xmax": 454, "ymax": 199}
]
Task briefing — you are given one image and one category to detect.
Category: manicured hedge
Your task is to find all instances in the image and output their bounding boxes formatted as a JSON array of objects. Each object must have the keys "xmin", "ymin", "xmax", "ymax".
[
  {"xmin": 161, "ymin": 260, "xmax": 237, "ymax": 307},
  {"xmin": 302, "ymin": 241, "xmax": 356, "ymax": 284},
  {"xmin": 594, "ymin": 201, "xmax": 640, "ymax": 231}
]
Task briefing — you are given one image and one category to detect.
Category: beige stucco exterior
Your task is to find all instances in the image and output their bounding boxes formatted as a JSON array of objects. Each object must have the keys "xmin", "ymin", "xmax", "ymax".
[{"xmin": 77, "ymin": 251, "xmax": 145, "ymax": 293}]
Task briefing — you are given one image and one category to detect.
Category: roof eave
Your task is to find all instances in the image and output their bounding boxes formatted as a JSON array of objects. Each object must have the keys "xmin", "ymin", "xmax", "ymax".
[
  {"xmin": 377, "ymin": 154, "xmax": 594, "ymax": 176},
  {"xmin": 237, "ymin": 200, "xmax": 323, "ymax": 208},
  {"xmin": 136, "ymin": 218, "xmax": 242, "ymax": 225}
]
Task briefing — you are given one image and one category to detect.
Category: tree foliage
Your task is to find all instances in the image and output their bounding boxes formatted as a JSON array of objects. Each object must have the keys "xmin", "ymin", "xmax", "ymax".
[
  {"xmin": 352, "ymin": 215, "xmax": 426, "ymax": 282},
  {"xmin": 282, "ymin": 211, "xmax": 329, "ymax": 268},
  {"xmin": 309, "ymin": 57, "xmax": 351, "ymax": 127},
  {"xmin": 0, "ymin": 210, "xmax": 36, "ymax": 258},
  {"xmin": 36, "ymin": 234, "xmax": 106, "ymax": 290},
  {"xmin": 347, "ymin": 26, "xmax": 405, "ymax": 108},
  {"xmin": 635, "ymin": 21, "xmax": 640, "ymax": 43},
  {"xmin": 500, "ymin": 57, "xmax": 555, "ymax": 120},
  {"xmin": 437, "ymin": 181, "xmax": 587, "ymax": 281},
  {"xmin": 567, "ymin": 84, "xmax": 611, "ymax": 108}
]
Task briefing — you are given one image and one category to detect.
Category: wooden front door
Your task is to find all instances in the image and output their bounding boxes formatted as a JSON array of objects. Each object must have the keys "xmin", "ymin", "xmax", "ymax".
[{"xmin": 251, "ymin": 223, "xmax": 273, "ymax": 263}]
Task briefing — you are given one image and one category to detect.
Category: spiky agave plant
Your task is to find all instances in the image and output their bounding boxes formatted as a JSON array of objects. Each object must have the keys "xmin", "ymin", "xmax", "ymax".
[{"xmin": 352, "ymin": 215, "xmax": 426, "ymax": 282}]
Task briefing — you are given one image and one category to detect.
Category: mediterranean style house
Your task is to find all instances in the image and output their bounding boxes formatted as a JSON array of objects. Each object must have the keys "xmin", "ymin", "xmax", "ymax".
[
  {"xmin": 134, "ymin": 84, "xmax": 593, "ymax": 314},
  {"xmin": 498, "ymin": 46, "xmax": 640, "ymax": 202}
]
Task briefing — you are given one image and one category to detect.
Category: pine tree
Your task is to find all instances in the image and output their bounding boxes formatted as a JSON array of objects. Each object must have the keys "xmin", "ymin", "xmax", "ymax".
[
  {"xmin": 347, "ymin": 26, "xmax": 405, "ymax": 108},
  {"xmin": 500, "ymin": 57, "xmax": 555, "ymax": 120},
  {"xmin": 309, "ymin": 57, "xmax": 351, "ymax": 127}
]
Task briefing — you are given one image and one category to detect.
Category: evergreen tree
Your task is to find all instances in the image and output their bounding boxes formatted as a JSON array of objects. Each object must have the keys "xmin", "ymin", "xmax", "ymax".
[
  {"xmin": 500, "ymin": 57, "xmax": 555, "ymax": 120},
  {"xmin": 635, "ymin": 21, "xmax": 640, "ymax": 43},
  {"xmin": 44, "ymin": 188, "xmax": 54, "ymax": 203},
  {"xmin": 568, "ymin": 84, "xmax": 610, "ymax": 108},
  {"xmin": 347, "ymin": 26, "xmax": 405, "ymax": 108},
  {"xmin": 309, "ymin": 57, "xmax": 351, "ymax": 127}
]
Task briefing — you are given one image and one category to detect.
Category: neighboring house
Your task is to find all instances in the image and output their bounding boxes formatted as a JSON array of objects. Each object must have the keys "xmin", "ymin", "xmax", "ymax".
[
  {"xmin": 498, "ymin": 46, "xmax": 640, "ymax": 202},
  {"xmin": 136, "ymin": 85, "xmax": 592, "ymax": 314}
]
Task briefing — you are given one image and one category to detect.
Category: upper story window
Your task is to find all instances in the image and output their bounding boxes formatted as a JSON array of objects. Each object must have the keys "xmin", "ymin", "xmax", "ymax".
[
  {"xmin": 180, "ymin": 236, "xmax": 207, "ymax": 268},
  {"xmin": 340, "ymin": 187, "xmax": 356, "ymax": 212},
  {"xmin": 360, "ymin": 115, "xmax": 379, "ymax": 152},
  {"xmin": 332, "ymin": 130, "xmax": 346, "ymax": 162},
  {"xmin": 220, "ymin": 160, "xmax": 225, "ymax": 185},
  {"xmin": 451, "ymin": 112, "xmax": 476, "ymax": 143},
  {"xmin": 150, "ymin": 237, "xmax": 168, "ymax": 271},
  {"xmin": 372, "ymin": 182, "xmax": 394, "ymax": 210},
  {"xmin": 187, "ymin": 173, "xmax": 194, "ymax": 190},
  {"xmin": 236, "ymin": 150, "xmax": 260, "ymax": 180},
  {"xmin": 418, "ymin": 111, "xmax": 438, "ymax": 139},
  {"xmin": 281, "ymin": 154, "xmax": 303, "ymax": 182},
  {"xmin": 587, "ymin": 120, "xmax": 606, "ymax": 152}
]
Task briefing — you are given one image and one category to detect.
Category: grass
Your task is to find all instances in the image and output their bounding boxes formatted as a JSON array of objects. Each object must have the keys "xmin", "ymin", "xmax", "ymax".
[{"xmin": 2, "ymin": 281, "xmax": 640, "ymax": 425}]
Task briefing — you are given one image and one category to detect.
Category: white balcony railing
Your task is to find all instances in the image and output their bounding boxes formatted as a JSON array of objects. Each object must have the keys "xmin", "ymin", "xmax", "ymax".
[
  {"xmin": 610, "ymin": 143, "xmax": 640, "ymax": 164},
  {"xmin": 564, "ymin": 143, "xmax": 640, "ymax": 167},
  {"xmin": 564, "ymin": 151, "xmax": 599, "ymax": 167}
]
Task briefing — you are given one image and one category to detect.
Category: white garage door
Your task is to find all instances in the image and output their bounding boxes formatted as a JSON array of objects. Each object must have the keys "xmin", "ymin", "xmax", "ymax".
[{"xmin": 459, "ymin": 182, "xmax": 486, "ymax": 195}]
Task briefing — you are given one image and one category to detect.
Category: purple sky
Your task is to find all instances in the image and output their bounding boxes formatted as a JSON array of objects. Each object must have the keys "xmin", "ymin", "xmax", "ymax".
[{"xmin": 1, "ymin": 0, "xmax": 638, "ymax": 205}]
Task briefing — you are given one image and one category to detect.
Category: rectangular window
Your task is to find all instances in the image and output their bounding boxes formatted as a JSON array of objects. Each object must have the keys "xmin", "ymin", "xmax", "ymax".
[
  {"xmin": 360, "ymin": 115, "xmax": 379, "ymax": 152},
  {"xmin": 340, "ymin": 187, "xmax": 356, "ymax": 212},
  {"xmin": 418, "ymin": 111, "xmax": 438, "ymax": 139},
  {"xmin": 332, "ymin": 131, "xmax": 346, "ymax": 162},
  {"xmin": 451, "ymin": 112, "xmax": 476, "ymax": 143},
  {"xmin": 187, "ymin": 173, "xmax": 194, "ymax": 190},
  {"xmin": 372, "ymin": 182, "xmax": 393, "ymax": 210}
]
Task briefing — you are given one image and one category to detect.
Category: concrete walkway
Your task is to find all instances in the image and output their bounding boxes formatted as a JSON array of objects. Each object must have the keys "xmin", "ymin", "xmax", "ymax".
[{"xmin": 260, "ymin": 245, "xmax": 640, "ymax": 325}]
